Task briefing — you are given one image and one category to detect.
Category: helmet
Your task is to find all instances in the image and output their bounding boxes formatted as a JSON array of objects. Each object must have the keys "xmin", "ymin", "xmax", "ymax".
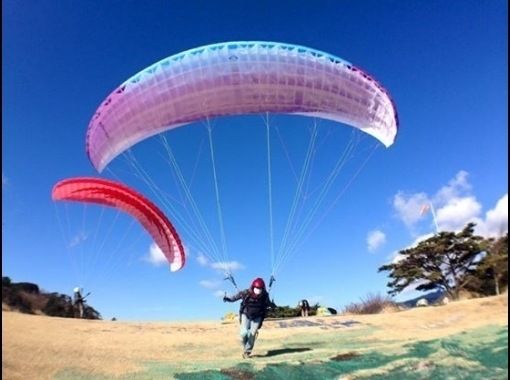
[
  {"xmin": 74, "ymin": 287, "xmax": 80, "ymax": 293},
  {"xmin": 251, "ymin": 278, "xmax": 266, "ymax": 289}
]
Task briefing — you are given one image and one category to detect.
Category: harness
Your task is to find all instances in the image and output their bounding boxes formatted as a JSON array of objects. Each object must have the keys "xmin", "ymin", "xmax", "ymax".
[{"xmin": 239, "ymin": 291, "xmax": 269, "ymax": 326}]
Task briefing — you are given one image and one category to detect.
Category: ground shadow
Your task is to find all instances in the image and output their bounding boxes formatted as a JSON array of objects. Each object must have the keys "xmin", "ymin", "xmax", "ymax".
[
  {"xmin": 276, "ymin": 319, "xmax": 361, "ymax": 329},
  {"xmin": 260, "ymin": 347, "xmax": 312, "ymax": 357}
]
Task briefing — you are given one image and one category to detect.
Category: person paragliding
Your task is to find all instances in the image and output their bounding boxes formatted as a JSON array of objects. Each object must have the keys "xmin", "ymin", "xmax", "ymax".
[
  {"xmin": 73, "ymin": 287, "xmax": 90, "ymax": 319},
  {"xmin": 299, "ymin": 299, "xmax": 310, "ymax": 317},
  {"xmin": 223, "ymin": 277, "xmax": 276, "ymax": 358},
  {"xmin": 84, "ymin": 41, "xmax": 399, "ymax": 297}
]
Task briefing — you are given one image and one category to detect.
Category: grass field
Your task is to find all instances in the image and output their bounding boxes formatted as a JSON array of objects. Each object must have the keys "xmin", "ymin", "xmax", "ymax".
[{"xmin": 2, "ymin": 294, "xmax": 507, "ymax": 379}]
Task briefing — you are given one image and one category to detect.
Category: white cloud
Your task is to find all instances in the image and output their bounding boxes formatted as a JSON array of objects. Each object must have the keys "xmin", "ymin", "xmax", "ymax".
[
  {"xmin": 183, "ymin": 244, "xmax": 191, "ymax": 258},
  {"xmin": 434, "ymin": 194, "xmax": 507, "ymax": 238},
  {"xmin": 476, "ymin": 194, "xmax": 508, "ymax": 238},
  {"xmin": 388, "ymin": 232, "xmax": 434, "ymax": 264},
  {"xmin": 392, "ymin": 171, "xmax": 471, "ymax": 229},
  {"xmin": 2, "ymin": 173, "xmax": 8, "ymax": 188},
  {"xmin": 387, "ymin": 192, "xmax": 508, "ymax": 265},
  {"xmin": 395, "ymin": 279, "xmax": 430, "ymax": 296},
  {"xmin": 435, "ymin": 196, "xmax": 482, "ymax": 232},
  {"xmin": 196, "ymin": 254, "xmax": 246, "ymax": 288},
  {"xmin": 199, "ymin": 279, "xmax": 222, "ymax": 289},
  {"xmin": 401, "ymin": 280, "xmax": 426, "ymax": 294},
  {"xmin": 68, "ymin": 231, "xmax": 88, "ymax": 248},
  {"xmin": 392, "ymin": 171, "xmax": 507, "ymax": 238},
  {"xmin": 393, "ymin": 191, "xmax": 429, "ymax": 227},
  {"xmin": 196, "ymin": 253, "xmax": 209, "ymax": 266},
  {"xmin": 390, "ymin": 252, "xmax": 405, "ymax": 264},
  {"xmin": 213, "ymin": 290, "xmax": 226, "ymax": 298},
  {"xmin": 384, "ymin": 179, "xmax": 507, "ymax": 297},
  {"xmin": 210, "ymin": 261, "xmax": 245, "ymax": 272},
  {"xmin": 367, "ymin": 230, "xmax": 386, "ymax": 252},
  {"xmin": 434, "ymin": 170, "xmax": 471, "ymax": 205},
  {"xmin": 144, "ymin": 243, "xmax": 167, "ymax": 266}
]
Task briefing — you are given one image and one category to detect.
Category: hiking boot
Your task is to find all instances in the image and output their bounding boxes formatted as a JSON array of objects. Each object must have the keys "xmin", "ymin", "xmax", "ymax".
[{"xmin": 242, "ymin": 351, "xmax": 252, "ymax": 359}]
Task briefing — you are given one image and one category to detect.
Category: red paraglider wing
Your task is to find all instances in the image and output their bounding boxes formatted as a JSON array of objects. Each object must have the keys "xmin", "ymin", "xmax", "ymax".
[{"xmin": 52, "ymin": 177, "xmax": 185, "ymax": 271}]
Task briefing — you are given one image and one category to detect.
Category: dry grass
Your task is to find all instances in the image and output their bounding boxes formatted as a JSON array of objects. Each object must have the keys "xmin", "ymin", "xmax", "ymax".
[
  {"xmin": 341, "ymin": 293, "xmax": 397, "ymax": 314},
  {"xmin": 2, "ymin": 294, "xmax": 507, "ymax": 379}
]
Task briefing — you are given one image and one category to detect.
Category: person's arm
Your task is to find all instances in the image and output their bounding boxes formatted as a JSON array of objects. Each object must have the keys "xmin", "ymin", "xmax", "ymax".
[
  {"xmin": 223, "ymin": 290, "xmax": 247, "ymax": 302},
  {"xmin": 266, "ymin": 295, "xmax": 277, "ymax": 309}
]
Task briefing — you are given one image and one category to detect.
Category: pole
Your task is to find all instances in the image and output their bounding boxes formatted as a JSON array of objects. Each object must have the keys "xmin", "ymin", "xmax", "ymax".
[{"xmin": 428, "ymin": 202, "xmax": 439, "ymax": 234}]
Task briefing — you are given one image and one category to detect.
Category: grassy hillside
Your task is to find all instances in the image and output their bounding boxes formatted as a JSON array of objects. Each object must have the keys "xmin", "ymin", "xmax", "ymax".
[{"xmin": 2, "ymin": 293, "xmax": 507, "ymax": 379}]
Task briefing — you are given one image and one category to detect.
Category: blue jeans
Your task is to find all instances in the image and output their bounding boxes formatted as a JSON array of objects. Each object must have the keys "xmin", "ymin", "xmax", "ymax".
[{"xmin": 240, "ymin": 313, "xmax": 262, "ymax": 353}]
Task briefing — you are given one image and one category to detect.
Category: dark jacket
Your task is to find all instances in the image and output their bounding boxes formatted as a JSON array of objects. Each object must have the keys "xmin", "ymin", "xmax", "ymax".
[
  {"xmin": 225, "ymin": 289, "xmax": 275, "ymax": 320},
  {"xmin": 73, "ymin": 292, "xmax": 84, "ymax": 305},
  {"xmin": 300, "ymin": 299, "xmax": 310, "ymax": 310}
]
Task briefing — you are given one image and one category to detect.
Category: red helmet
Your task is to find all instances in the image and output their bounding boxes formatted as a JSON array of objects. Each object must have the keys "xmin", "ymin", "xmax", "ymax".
[{"xmin": 251, "ymin": 277, "xmax": 266, "ymax": 289}]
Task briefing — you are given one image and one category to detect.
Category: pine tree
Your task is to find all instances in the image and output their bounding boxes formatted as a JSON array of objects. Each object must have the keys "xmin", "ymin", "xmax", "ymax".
[
  {"xmin": 465, "ymin": 234, "xmax": 508, "ymax": 295},
  {"xmin": 378, "ymin": 223, "xmax": 484, "ymax": 300}
]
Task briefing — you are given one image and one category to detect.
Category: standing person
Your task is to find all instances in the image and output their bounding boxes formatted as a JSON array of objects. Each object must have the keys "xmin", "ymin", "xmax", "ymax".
[
  {"xmin": 223, "ymin": 277, "xmax": 276, "ymax": 358},
  {"xmin": 299, "ymin": 299, "xmax": 310, "ymax": 317},
  {"xmin": 73, "ymin": 287, "xmax": 85, "ymax": 318}
]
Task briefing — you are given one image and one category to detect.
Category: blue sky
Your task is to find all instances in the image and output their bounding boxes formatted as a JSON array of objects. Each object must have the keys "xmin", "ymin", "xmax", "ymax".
[{"xmin": 3, "ymin": 1, "xmax": 508, "ymax": 321}]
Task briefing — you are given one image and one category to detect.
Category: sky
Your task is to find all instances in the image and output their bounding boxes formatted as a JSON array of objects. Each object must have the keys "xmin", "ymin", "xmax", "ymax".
[{"xmin": 2, "ymin": 1, "xmax": 508, "ymax": 321}]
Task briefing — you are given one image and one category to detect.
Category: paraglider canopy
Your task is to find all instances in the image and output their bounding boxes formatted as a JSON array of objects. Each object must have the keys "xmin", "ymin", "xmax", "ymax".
[
  {"xmin": 81, "ymin": 41, "xmax": 400, "ymax": 286},
  {"xmin": 52, "ymin": 177, "xmax": 186, "ymax": 272},
  {"xmin": 86, "ymin": 41, "xmax": 399, "ymax": 172}
]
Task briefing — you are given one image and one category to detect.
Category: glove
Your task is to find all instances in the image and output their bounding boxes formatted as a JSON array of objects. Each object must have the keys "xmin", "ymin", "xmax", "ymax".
[{"xmin": 223, "ymin": 296, "xmax": 229, "ymax": 303}]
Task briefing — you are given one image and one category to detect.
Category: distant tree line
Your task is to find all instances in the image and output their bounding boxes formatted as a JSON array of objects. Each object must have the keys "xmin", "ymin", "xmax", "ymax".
[
  {"xmin": 266, "ymin": 303, "xmax": 320, "ymax": 319},
  {"xmin": 2, "ymin": 277, "xmax": 101, "ymax": 319},
  {"xmin": 378, "ymin": 223, "xmax": 508, "ymax": 300}
]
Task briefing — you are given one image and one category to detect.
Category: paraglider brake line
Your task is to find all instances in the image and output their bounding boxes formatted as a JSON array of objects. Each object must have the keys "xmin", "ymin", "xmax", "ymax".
[
  {"xmin": 268, "ymin": 275, "xmax": 276, "ymax": 292},
  {"xmin": 224, "ymin": 273, "xmax": 239, "ymax": 291}
]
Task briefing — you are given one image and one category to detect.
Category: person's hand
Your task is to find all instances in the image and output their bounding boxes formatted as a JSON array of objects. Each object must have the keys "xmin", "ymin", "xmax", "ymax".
[{"xmin": 223, "ymin": 296, "xmax": 229, "ymax": 303}]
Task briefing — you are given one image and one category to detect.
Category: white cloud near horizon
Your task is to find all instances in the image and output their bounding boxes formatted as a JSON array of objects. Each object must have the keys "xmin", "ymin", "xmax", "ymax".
[
  {"xmin": 388, "ymin": 232, "xmax": 434, "ymax": 264},
  {"xmin": 384, "ymin": 172, "xmax": 507, "ymax": 296},
  {"xmin": 435, "ymin": 196, "xmax": 482, "ymax": 231},
  {"xmin": 367, "ymin": 230, "xmax": 386, "ymax": 252},
  {"xmin": 393, "ymin": 171, "xmax": 507, "ymax": 238},
  {"xmin": 195, "ymin": 252, "xmax": 245, "ymax": 273},
  {"xmin": 196, "ymin": 253, "xmax": 209, "ymax": 266},
  {"xmin": 199, "ymin": 279, "xmax": 222, "ymax": 289},
  {"xmin": 476, "ymin": 194, "xmax": 508, "ymax": 238},
  {"xmin": 393, "ymin": 191, "xmax": 429, "ymax": 228},
  {"xmin": 144, "ymin": 243, "xmax": 167, "ymax": 266},
  {"xmin": 183, "ymin": 244, "xmax": 190, "ymax": 258},
  {"xmin": 402, "ymin": 280, "xmax": 428, "ymax": 294},
  {"xmin": 68, "ymin": 231, "xmax": 88, "ymax": 248},
  {"xmin": 434, "ymin": 171, "xmax": 471, "ymax": 205},
  {"xmin": 197, "ymin": 255, "xmax": 245, "ymax": 299},
  {"xmin": 210, "ymin": 261, "xmax": 245, "ymax": 272}
]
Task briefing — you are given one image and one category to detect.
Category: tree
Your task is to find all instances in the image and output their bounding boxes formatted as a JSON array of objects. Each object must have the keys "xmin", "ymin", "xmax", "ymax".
[
  {"xmin": 464, "ymin": 234, "xmax": 508, "ymax": 296},
  {"xmin": 42, "ymin": 293, "xmax": 75, "ymax": 318},
  {"xmin": 378, "ymin": 223, "xmax": 484, "ymax": 300}
]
